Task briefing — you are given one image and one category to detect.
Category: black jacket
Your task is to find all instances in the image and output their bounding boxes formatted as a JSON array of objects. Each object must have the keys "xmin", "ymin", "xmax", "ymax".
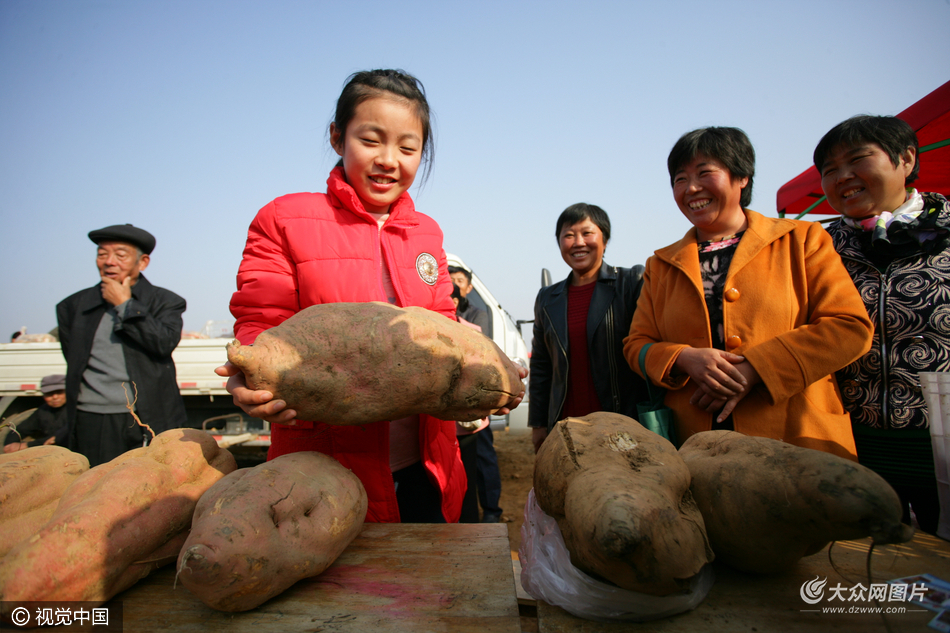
[
  {"xmin": 529, "ymin": 263, "xmax": 648, "ymax": 431},
  {"xmin": 56, "ymin": 274, "xmax": 188, "ymax": 446},
  {"xmin": 3, "ymin": 403, "xmax": 68, "ymax": 447}
]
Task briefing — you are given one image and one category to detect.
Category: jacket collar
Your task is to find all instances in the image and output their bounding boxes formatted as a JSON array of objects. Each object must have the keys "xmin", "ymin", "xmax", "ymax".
[
  {"xmin": 78, "ymin": 274, "xmax": 154, "ymax": 312},
  {"xmin": 828, "ymin": 191, "xmax": 950, "ymax": 262},
  {"xmin": 325, "ymin": 166, "xmax": 420, "ymax": 229},
  {"xmin": 656, "ymin": 209, "xmax": 795, "ymax": 279},
  {"xmin": 549, "ymin": 260, "xmax": 617, "ymax": 297},
  {"xmin": 544, "ymin": 262, "xmax": 617, "ymax": 348}
]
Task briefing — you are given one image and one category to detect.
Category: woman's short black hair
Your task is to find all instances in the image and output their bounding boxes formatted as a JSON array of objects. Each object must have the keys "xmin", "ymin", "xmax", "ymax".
[
  {"xmin": 667, "ymin": 127, "xmax": 756, "ymax": 208},
  {"xmin": 554, "ymin": 203, "xmax": 611, "ymax": 244},
  {"xmin": 813, "ymin": 115, "xmax": 919, "ymax": 185},
  {"xmin": 331, "ymin": 69, "xmax": 435, "ymax": 182}
]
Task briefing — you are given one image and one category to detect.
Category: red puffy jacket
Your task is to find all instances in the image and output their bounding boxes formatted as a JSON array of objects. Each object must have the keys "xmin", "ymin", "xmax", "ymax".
[{"xmin": 231, "ymin": 167, "xmax": 465, "ymax": 523}]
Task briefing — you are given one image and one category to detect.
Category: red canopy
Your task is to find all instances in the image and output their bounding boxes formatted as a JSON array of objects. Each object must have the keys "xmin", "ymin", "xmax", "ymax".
[{"xmin": 776, "ymin": 80, "xmax": 950, "ymax": 217}]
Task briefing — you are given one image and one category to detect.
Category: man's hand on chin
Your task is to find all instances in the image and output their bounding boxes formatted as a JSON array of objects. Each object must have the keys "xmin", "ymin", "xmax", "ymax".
[{"xmin": 100, "ymin": 275, "xmax": 133, "ymax": 306}]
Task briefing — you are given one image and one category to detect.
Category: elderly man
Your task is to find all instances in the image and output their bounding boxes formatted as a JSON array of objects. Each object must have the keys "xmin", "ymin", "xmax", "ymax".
[{"xmin": 56, "ymin": 224, "xmax": 187, "ymax": 466}]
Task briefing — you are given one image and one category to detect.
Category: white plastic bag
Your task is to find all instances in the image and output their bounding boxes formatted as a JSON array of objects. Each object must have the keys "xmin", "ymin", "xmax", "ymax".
[{"xmin": 519, "ymin": 488, "xmax": 714, "ymax": 622}]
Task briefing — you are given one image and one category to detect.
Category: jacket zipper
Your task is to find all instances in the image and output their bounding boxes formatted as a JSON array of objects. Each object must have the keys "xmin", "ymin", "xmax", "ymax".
[
  {"xmin": 543, "ymin": 304, "xmax": 569, "ymax": 423},
  {"xmin": 873, "ymin": 252, "xmax": 919, "ymax": 428},
  {"xmin": 877, "ymin": 272, "xmax": 889, "ymax": 427},
  {"xmin": 375, "ymin": 223, "xmax": 389, "ymax": 303},
  {"xmin": 841, "ymin": 251, "xmax": 910, "ymax": 429},
  {"xmin": 604, "ymin": 303, "xmax": 621, "ymax": 411}
]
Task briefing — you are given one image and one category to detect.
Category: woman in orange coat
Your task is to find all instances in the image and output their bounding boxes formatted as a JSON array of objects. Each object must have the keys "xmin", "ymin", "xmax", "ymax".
[{"xmin": 623, "ymin": 127, "xmax": 873, "ymax": 459}]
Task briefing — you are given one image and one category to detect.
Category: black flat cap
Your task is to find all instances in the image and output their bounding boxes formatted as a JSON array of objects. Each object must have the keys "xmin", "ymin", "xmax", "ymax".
[{"xmin": 88, "ymin": 224, "xmax": 156, "ymax": 254}]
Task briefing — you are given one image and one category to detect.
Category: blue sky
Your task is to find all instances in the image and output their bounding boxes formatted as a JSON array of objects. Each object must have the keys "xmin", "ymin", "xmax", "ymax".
[{"xmin": 1, "ymin": 0, "xmax": 948, "ymax": 342}]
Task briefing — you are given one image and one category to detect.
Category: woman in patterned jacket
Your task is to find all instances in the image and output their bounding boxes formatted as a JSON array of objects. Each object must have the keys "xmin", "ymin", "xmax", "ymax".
[{"xmin": 815, "ymin": 115, "xmax": 950, "ymax": 534}]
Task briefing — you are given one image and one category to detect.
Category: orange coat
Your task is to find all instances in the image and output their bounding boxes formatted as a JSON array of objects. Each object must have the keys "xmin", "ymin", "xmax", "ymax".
[{"xmin": 623, "ymin": 210, "xmax": 872, "ymax": 459}]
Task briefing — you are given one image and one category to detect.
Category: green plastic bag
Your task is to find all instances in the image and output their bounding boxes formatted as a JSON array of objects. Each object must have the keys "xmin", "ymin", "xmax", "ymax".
[{"xmin": 637, "ymin": 344, "xmax": 676, "ymax": 445}]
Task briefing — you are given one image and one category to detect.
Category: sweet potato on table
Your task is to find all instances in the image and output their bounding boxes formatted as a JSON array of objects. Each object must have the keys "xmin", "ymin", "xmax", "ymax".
[
  {"xmin": 0, "ymin": 428, "xmax": 236, "ymax": 609},
  {"xmin": 226, "ymin": 301, "xmax": 524, "ymax": 423},
  {"xmin": 533, "ymin": 412, "xmax": 713, "ymax": 596},
  {"xmin": 176, "ymin": 451, "xmax": 368, "ymax": 612},
  {"xmin": 0, "ymin": 446, "xmax": 89, "ymax": 557},
  {"xmin": 679, "ymin": 430, "xmax": 914, "ymax": 574}
]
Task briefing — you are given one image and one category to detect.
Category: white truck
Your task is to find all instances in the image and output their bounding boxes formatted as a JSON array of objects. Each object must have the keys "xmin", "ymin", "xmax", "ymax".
[{"xmin": 0, "ymin": 253, "xmax": 530, "ymax": 440}]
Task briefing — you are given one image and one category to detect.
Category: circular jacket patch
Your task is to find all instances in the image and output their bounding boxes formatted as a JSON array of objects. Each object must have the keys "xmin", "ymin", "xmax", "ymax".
[{"xmin": 416, "ymin": 252, "xmax": 439, "ymax": 286}]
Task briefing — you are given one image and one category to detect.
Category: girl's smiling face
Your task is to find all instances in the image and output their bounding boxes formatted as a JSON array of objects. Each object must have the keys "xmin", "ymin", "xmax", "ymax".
[
  {"xmin": 331, "ymin": 96, "xmax": 424, "ymax": 216},
  {"xmin": 819, "ymin": 143, "xmax": 915, "ymax": 220}
]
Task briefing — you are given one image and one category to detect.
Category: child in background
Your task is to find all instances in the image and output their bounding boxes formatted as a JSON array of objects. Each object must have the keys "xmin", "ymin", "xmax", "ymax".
[{"xmin": 3, "ymin": 374, "xmax": 68, "ymax": 452}]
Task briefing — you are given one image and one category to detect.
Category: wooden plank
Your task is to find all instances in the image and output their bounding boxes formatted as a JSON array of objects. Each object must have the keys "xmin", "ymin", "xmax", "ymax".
[
  {"xmin": 116, "ymin": 523, "xmax": 520, "ymax": 632},
  {"xmin": 536, "ymin": 533, "xmax": 950, "ymax": 632}
]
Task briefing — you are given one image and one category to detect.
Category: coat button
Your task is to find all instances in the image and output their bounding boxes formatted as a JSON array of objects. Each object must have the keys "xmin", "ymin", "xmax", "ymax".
[
  {"xmin": 724, "ymin": 288, "xmax": 740, "ymax": 302},
  {"xmin": 726, "ymin": 335, "xmax": 742, "ymax": 350}
]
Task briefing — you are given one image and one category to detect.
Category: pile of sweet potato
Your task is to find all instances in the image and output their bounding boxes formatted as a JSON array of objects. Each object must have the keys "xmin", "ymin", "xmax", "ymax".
[
  {"xmin": 530, "ymin": 415, "xmax": 918, "ymax": 600},
  {"xmin": 0, "ymin": 433, "xmax": 369, "ymax": 615},
  {"xmin": 227, "ymin": 301, "xmax": 524, "ymax": 423},
  {"xmin": 0, "ymin": 428, "xmax": 236, "ymax": 610}
]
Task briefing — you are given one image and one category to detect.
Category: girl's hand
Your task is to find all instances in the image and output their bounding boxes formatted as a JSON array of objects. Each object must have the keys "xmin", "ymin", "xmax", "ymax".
[
  {"xmin": 494, "ymin": 363, "xmax": 529, "ymax": 415},
  {"xmin": 674, "ymin": 347, "xmax": 747, "ymax": 398},
  {"xmin": 689, "ymin": 361, "xmax": 761, "ymax": 422},
  {"xmin": 215, "ymin": 362, "xmax": 298, "ymax": 425}
]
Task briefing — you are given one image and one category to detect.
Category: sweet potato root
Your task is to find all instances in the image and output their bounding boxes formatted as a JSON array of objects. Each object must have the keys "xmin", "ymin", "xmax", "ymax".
[
  {"xmin": 533, "ymin": 413, "xmax": 713, "ymax": 596},
  {"xmin": 226, "ymin": 301, "xmax": 524, "ymax": 423},
  {"xmin": 0, "ymin": 446, "xmax": 89, "ymax": 557},
  {"xmin": 0, "ymin": 428, "xmax": 236, "ymax": 610},
  {"xmin": 176, "ymin": 451, "xmax": 368, "ymax": 611},
  {"xmin": 679, "ymin": 430, "xmax": 914, "ymax": 574}
]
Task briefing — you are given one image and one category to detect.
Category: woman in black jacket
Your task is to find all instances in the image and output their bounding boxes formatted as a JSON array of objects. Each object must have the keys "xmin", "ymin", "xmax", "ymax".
[{"xmin": 528, "ymin": 203, "xmax": 648, "ymax": 452}]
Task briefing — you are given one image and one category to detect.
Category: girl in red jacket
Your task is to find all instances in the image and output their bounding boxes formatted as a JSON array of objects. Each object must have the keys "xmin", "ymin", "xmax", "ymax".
[{"xmin": 217, "ymin": 69, "xmax": 523, "ymax": 523}]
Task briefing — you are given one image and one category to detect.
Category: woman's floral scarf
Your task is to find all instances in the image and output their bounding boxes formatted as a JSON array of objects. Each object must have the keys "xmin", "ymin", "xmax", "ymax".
[{"xmin": 843, "ymin": 189, "xmax": 947, "ymax": 253}]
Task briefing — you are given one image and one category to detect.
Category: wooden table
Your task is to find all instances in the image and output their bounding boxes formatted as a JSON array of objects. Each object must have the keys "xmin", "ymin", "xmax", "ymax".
[
  {"xmin": 530, "ymin": 532, "xmax": 950, "ymax": 632},
  {"xmin": 118, "ymin": 523, "xmax": 520, "ymax": 632}
]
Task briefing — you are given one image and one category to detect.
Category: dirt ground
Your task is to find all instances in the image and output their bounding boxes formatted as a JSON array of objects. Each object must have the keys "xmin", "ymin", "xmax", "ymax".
[{"xmin": 492, "ymin": 429, "xmax": 536, "ymax": 555}]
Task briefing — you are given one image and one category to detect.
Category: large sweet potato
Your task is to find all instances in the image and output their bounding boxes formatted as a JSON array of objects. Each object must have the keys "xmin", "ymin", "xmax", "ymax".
[
  {"xmin": 177, "ymin": 451, "xmax": 368, "ymax": 611},
  {"xmin": 226, "ymin": 301, "xmax": 524, "ymax": 423},
  {"xmin": 533, "ymin": 413, "xmax": 713, "ymax": 596},
  {"xmin": 679, "ymin": 430, "xmax": 914, "ymax": 574},
  {"xmin": 0, "ymin": 446, "xmax": 89, "ymax": 557},
  {"xmin": 0, "ymin": 428, "xmax": 236, "ymax": 610}
]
